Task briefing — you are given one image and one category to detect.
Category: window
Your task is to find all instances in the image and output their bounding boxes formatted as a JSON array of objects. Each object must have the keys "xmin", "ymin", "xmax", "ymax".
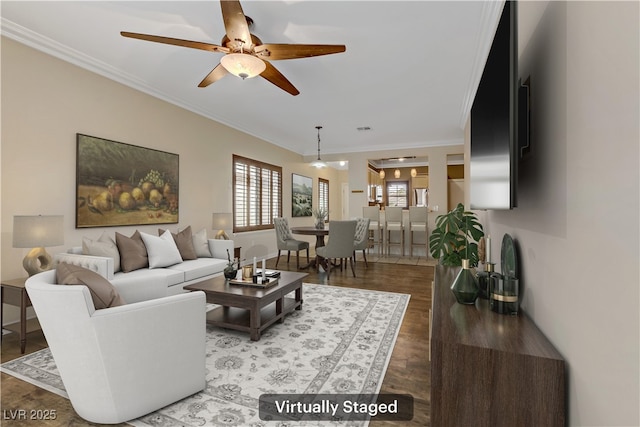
[
  {"xmin": 318, "ymin": 178, "xmax": 329, "ymax": 221},
  {"xmin": 233, "ymin": 155, "xmax": 282, "ymax": 232},
  {"xmin": 386, "ymin": 181, "xmax": 408, "ymax": 208}
]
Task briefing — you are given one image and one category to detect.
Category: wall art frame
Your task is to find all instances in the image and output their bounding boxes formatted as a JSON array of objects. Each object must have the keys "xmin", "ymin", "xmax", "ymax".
[
  {"xmin": 76, "ymin": 133, "xmax": 179, "ymax": 228},
  {"xmin": 291, "ymin": 173, "xmax": 312, "ymax": 217}
]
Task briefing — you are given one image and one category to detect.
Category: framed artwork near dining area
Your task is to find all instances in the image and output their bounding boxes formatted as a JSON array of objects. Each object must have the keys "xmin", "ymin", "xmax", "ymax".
[{"xmin": 292, "ymin": 173, "xmax": 312, "ymax": 217}]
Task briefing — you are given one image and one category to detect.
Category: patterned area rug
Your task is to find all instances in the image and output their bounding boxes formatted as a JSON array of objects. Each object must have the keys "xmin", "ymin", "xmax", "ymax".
[{"xmin": 1, "ymin": 284, "xmax": 409, "ymax": 426}]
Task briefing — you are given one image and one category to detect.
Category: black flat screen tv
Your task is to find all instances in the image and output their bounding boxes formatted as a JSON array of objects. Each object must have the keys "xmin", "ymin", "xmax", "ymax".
[{"xmin": 470, "ymin": 1, "xmax": 519, "ymax": 210}]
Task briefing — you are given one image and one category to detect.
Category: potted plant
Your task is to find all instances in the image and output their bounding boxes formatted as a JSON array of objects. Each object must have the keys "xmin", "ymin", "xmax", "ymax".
[
  {"xmin": 429, "ymin": 203, "xmax": 484, "ymax": 267},
  {"xmin": 429, "ymin": 203, "xmax": 484, "ymax": 304},
  {"xmin": 223, "ymin": 249, "xmax": 239, "ymax": 279},
  {"xmin": 312, "ymin": 207, "xmax": 328, "ymax": 229}
]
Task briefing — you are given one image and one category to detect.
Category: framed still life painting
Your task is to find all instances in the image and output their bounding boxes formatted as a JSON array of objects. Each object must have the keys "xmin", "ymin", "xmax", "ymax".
[
  {"xmin": 76, "ymin": 134, "xmax": 179, "ymax": 228},
  {"xmin": 292, "ymin": 173, "xmax": 312, "ymax": 217}
]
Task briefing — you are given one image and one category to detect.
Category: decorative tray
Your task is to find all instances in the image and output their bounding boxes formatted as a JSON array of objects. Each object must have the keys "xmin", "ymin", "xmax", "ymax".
[{"xmin": 228, "ymin": 277, "xmax": 279, "ymax": 288}]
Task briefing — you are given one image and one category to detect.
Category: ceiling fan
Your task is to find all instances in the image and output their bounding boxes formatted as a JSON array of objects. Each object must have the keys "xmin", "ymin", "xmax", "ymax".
[{"xmin": 121, "ymin": 0, "xmax": 346, "ymax": 96}]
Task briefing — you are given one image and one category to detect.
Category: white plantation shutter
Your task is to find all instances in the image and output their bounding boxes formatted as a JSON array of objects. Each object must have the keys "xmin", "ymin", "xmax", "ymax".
[
  {"xmin": 387, "ymin": 181, "xmax": 408, "ymax": 208},
  {"xmin": 233, "ymin": 155, "xmax": 282, "ymax": 231}
]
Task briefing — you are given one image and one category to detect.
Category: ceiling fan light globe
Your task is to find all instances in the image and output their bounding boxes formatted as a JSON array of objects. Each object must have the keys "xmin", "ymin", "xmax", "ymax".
[{"xmin": 220, "ymin": 53, "xmax": 265, "ymax": 79}]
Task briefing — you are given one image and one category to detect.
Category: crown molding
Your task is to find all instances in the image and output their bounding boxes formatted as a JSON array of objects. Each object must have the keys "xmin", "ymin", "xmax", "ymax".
[{"xmin": 458, "ymin": 0, "xmax": 505, "ymax": 129}]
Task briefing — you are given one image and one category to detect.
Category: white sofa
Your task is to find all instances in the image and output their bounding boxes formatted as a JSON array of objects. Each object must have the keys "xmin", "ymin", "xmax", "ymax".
[
  {"xmin": 55, "ymin": 239, "xmax": 234, "ymax": 303},
  {"xmin": 26, "ymin": 271, "xmax": 206, "ymax": 424}
]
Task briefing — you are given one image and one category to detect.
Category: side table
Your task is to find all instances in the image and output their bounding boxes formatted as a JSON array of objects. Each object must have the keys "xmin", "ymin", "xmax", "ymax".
[{"xmin": 1, "ymin": 277, "xmax": 40, "ymax": 354}]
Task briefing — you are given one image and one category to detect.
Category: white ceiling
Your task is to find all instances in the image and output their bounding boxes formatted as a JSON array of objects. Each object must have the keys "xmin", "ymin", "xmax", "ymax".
[{"xmin": 1, "ymin": 1, "xmax": 504, "ymax": 158}]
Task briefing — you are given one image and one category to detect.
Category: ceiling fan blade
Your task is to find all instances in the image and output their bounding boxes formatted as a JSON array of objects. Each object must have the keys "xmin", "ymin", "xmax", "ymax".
[
  {"xmin": 220, "ymin": 0, "xmax": 252, "ymax": 48},
  {"xmin": 198, "ymin": 63, "xmax": 229, "ymax": 87},
  {"xmin": 121, "ymin": 32, "xmax": 229, "ymax": 54},
  {"xmin": 254, "ymin": 44, "xmax": 346, "ymax": 60},
  {"xmin": 260, "ymin": 62, "xmax": 300, "ymax": 96}
]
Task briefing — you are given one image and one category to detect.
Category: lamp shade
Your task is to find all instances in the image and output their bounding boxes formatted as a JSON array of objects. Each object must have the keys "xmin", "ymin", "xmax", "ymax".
[
  {"xmin": 13, "ymin": 215, "xmax": 64, "ymax": 248},
  {"xmin": 212, "ymin": 213, "xmax": 233, "ymax": 240},
  {"xmin": 394, "ymin": 169, "xmax": 401, "ymax": 178},
  {"xmin": 220, "ymin": 53, "xmax": 266, "ymax": 79},
  {"xmin": 379, "ymin": 169, "xmax": 386, "ymax": 179},
  {"xmin": 411, "ymin": 168, "xmax": 417, "ymax": 178},
  {"xmin": 13, "ymin": 215, "xmax": 64, "ymax": 276}
]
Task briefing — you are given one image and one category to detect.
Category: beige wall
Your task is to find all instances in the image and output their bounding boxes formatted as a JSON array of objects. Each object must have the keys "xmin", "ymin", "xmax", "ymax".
[
  {"xmin": 472, "ymin": 2, "xmax": 639, "ymax": 425},
  {"xmin": 1, "ymin": 37, "xmax": 345, "ymax": 318}
]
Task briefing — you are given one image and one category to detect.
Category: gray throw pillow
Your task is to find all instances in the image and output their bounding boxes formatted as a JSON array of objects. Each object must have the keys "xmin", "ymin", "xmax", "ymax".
[
  {"xmin": 115, "ymin": 230, "xmax": 149, "ymax": 273},
  {"xmin": 158, "ymin": 225, "xmax": 197, "ymax": 260},
  {"xmin": 56, "ymin": 262, "xmax": 126, "ymax": 309}
]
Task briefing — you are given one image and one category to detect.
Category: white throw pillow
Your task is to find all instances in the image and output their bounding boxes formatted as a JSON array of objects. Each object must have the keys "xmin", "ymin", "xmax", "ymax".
[
  {"xmin": 140, "ymin": 230, "xmax": 183, "ymax": 268},
  {"xmin": 82, "ymin": 232, "xmax": 121, "ymax": 273},
  {"xmin": 192, "ymin": 228, "xmax": 212, "ymax": 258}
]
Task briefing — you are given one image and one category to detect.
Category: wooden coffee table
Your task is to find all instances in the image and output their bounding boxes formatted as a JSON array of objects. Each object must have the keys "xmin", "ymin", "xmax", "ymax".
[{"xmin": 184, "ymin": 271, "xmax": 307, "ymax": 341}]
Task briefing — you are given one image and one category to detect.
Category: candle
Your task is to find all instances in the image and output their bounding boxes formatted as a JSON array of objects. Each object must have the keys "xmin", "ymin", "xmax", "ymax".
[
  {"xmin": 486, "ymin": 235, "xmax": 491, "ymax": 264},
  {"xmin": 262, "ymin": 259, "xmax": 266, "ymax": 280}
]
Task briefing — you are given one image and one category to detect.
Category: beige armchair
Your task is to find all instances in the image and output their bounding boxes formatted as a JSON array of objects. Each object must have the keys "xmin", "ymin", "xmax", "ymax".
[
  {"xmin": 316, "ymin": 220, "xmax": 357, "ymax": 278},
  {"xmin": 274, "ymin": 217, "xmax": 309, "ymax": 269}
]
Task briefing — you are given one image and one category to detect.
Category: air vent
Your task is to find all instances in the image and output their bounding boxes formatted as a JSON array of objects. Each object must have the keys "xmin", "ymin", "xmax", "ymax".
[{"xmin": 357, "ymin": 126, "xmax": 372, "ymax": 131}]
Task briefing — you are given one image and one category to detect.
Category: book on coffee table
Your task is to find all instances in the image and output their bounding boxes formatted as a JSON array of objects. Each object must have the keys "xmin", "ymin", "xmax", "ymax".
[{"xmin": 228, "ymin": 277, "xmax": 279, "ymax": 288}]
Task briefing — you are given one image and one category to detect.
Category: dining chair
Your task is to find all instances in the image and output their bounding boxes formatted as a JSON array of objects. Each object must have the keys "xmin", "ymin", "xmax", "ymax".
[
  {"xmin": 353, "ymin": 217, "xmax": 371, "ymax": 267},
  {"xmin": 384, "ymin": 207, "xmax": 405, "ymax": 256},
  {"xmin": 362, "ymin": 206, "xmax": 382, "ymax": 255},
  {"xmin": 274, "ymin": 217, "xmax": 309, "ymax": 269},
  {"xmin": 316, "ymin": 220, "xmax": 357, "ymax": 279},
  {"xmin": 409, "ymin": 206, "xmax": 428, "ymax": 257}
]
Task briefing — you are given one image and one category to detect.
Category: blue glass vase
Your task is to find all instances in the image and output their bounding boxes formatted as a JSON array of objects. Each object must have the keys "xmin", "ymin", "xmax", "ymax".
[{"xmin": 451, "ymin": 259, "xmax": 479, "ymax": 304}]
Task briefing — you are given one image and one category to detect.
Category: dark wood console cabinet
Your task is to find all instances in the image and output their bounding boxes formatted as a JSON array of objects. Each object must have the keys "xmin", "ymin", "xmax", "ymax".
[{"xmin": 430, "ymin": 266, "xmax": 566, "ymax": 426}]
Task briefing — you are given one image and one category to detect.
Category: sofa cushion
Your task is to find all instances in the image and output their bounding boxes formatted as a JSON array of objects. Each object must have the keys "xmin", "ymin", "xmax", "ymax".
[
  {"xmin": 82, "ymin": 232, "xmax": 121, "ymax": 273},
  {"xmin": 159, "ymin": 226, "xmax": 197, "ymax": 261},
  {"xmin": 167, "ymin": 258, "xmax": 227, "ymax": 282},
  {"xmin": 56, "ymin": 262, "xmax": 126, "ymax": 309},
  {"xmin": 140, "ymin": 230, "xmax": 183, "ymax": 269},
  {"xmin": 192, "ymin": 228, "xmax": 212, "ymax": 258},
  {"xmin": 111, "ymin": 268, "xmax": 183, "ymax": 303},
  {"xmin": 116, "ymin": 231, "xmax": 149, "ymax": 273}
]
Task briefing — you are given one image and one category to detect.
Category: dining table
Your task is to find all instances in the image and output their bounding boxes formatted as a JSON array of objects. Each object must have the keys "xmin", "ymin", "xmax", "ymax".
[{"xmin": 290, "ymin": 226, "xmax": 330, "ymax": 270}]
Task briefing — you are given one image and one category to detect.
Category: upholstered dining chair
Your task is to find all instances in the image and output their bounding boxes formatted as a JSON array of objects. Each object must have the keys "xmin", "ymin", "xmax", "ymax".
[
  {"xmin": 385, "ymin": 206, "xmax": 405, "ymax": 256},
  {"xmin": 25, "ymin": 269, "xmax": 206, "ymax": 424},
  {"xmin": 316, "ymin": 220, "xmax": 357, "ymax": 279},
  {"xmin": 274, "ymin": 217, "xmax": 309, "ymax": 269},
  {"xmin": 409, "ymin": 206, "xmax": 429, "ymax": 257},
  {"xmin": 353, "ymin": 217, "xmax": 371, "ymax": 267}
]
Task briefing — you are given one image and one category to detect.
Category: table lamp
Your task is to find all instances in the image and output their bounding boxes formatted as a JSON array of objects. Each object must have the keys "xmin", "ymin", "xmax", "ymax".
[
  {"xmin": 212, "ymin": 213, "xmax": 232, "ymax": 240},
  {"xmin": 13, "ymin": 215, "xmax": 64, "ymax": 276}
]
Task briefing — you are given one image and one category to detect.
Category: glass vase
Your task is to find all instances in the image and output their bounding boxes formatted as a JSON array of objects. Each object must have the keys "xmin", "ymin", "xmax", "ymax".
[
  {"xmin": 490, "ymin": 273, "xmax": 519, "ymax": 315},
  {"xmin": 451, "ymin": 259, "xmax": 479, "ymax": 304}
]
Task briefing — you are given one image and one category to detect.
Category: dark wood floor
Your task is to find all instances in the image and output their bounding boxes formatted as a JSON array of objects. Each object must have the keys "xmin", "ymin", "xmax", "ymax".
[{"xmin": 1, "ymin": 254, "xmax": 433, "ymax": 427}]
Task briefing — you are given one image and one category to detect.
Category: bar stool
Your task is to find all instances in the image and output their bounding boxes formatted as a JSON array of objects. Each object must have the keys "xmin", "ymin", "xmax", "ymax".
[
  {"xmin": 409, "ymin": 206, "xmax": 428, "ymax": 257},
  {"xmin": 385, "ymin": 207, "xmax": 404, "ymax": 256},
  {"xmin": 362, "ymin": 206, "xmax": 382, "ymax": 255}
]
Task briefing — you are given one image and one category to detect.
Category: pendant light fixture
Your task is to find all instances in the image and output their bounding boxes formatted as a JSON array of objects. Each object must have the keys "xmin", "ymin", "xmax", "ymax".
[
  {"xmin": 379, "ymin": 159, "xmax": 385, "ymax": 179},
  {"xmin": 394, "ymin": 168, "xmax": 401, "ymax": 178},
  {"xmin": 411, "ymin": 168, "xmax": 417, "ymax": 178},
  {"xmin": 310, "ymin": 126, "xmax": 327, "ymax": 168}
]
